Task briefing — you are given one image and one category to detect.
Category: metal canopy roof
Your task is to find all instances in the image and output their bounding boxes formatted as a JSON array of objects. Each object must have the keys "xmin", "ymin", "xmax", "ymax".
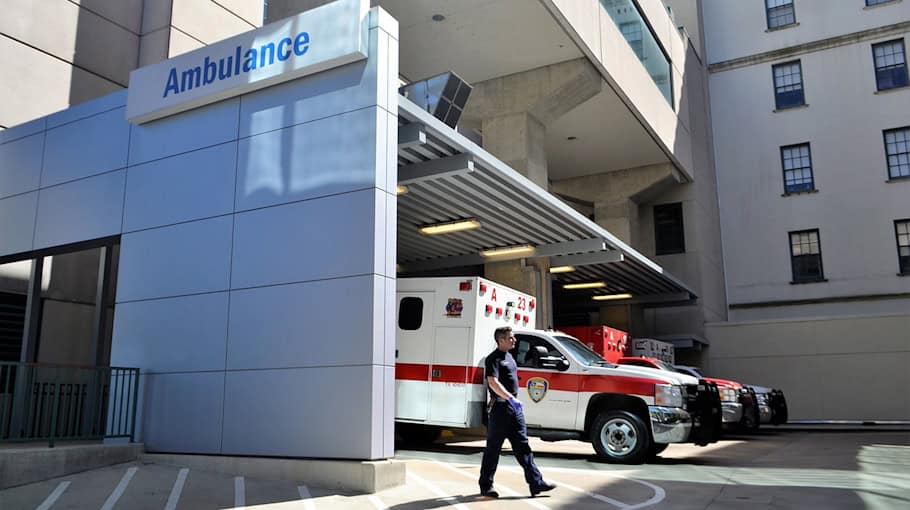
[{"xmin": 396, "ymin": 98, "xmax": 696, "ymax": 303}]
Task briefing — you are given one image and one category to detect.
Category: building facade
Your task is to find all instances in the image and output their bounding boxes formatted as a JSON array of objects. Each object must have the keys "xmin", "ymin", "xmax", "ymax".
[{"xmin": 703, "ymin": 0, "xmax": 910, "ymax": 421}]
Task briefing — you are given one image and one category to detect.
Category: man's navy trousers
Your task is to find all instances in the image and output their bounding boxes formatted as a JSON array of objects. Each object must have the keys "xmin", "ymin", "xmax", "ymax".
[{"xmin": 479, "ymin": 400, "xmax": 544, "ymax": 491}]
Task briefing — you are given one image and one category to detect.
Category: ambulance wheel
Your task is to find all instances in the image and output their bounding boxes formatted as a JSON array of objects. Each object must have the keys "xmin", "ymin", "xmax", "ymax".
[
  {"xmin": 591, "ymin": 410, "xmax": 651, "ymax": 464},
  {"xmin": 396, "ymin": 424, "xmax": 441, "ymax": 446}
]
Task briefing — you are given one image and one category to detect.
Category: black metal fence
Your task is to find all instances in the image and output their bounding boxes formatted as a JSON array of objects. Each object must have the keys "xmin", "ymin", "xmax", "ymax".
[{"xmin": 0, "ymin": 363, "xmax": 139, "ymax": 447}]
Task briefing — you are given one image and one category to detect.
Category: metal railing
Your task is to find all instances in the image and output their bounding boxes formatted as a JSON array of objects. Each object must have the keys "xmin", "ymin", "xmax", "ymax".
[{"xmin": 0, "ymin": 362, "xmax": 139, "ymax": 447}]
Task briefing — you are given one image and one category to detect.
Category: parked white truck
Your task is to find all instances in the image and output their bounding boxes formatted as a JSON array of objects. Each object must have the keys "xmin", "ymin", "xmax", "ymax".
[{"xmin": 395, "ymin": 277, "xmax": 722, "ymax": 463}]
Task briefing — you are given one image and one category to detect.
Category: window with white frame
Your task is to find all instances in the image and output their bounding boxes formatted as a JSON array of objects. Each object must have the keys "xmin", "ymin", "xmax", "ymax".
[
  {"xmin": 766, "ymin": 0, "xmax": 796, "ymax": 29},
  {"xmin": 789, "ymin": 229, "xmax": 824, "ymax": 282},
  {"xmin": 872, "ymin": 39, "xmax": 908, "ymax": 91},
  {"xmin": 884, "ymin": 126, "xmax": 910, "ymax": 179},
  {"xmin": 781, "ymin": 143, "xmax": 815, "ymax": 193},
  {"xmin": 896, "ymin": 220, "xmax": 910, "ymax": 274},
  {"xmin": 773, "ymin": 61, "xmax": 805, "ymax": 109}
]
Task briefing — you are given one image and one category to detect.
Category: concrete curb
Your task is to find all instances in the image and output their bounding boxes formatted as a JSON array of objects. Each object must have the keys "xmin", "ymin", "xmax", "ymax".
[
  {"xmin": 140, "ymin": 453, "xmax": 406, "ymax": 493},
  {"xmin": 0, "ymin": 443, "xmax": 143, "ymax": 489}
]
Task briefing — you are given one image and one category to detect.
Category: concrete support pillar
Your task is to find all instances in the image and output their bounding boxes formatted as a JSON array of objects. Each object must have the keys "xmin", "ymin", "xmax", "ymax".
[
  {"xmin": 595, "ymin": 198, "xmax": 640, "ymax": 247},
  {"xmin": 481, "ymin": 113, "xmax": 548, "ymax": 188}
]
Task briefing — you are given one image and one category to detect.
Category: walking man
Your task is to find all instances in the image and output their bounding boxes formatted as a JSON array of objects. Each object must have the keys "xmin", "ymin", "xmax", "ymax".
[{"xmin": 479, "ymin": 326, "xmax": 556, "ymax": 498}]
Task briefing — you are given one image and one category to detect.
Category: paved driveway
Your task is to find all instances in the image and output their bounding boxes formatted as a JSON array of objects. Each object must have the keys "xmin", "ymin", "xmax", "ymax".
[{"xmin": 1, "ymin": 431, "xmax": 908, "ymax": 509}]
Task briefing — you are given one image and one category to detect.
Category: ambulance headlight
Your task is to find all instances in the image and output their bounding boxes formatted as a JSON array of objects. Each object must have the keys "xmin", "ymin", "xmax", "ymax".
[{"xmin": 654, "ymin": 384, "xmax": 683, "ymax": 408}]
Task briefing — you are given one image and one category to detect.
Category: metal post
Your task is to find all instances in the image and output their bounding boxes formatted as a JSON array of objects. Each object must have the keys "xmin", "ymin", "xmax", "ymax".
[
  {"xmin": 49, "ymin": 366, "xmax": 59, "ymax": 448},
  {"xmin": 130, "ymin": 369, "xmax": 139, "ymax": 442},
  {"xmin": 10, "ymin": 257, "xmax": 43, "ymax": 439},
  {"xmin": 91, "ymin": 246, "xmax": 112, "ymax": 367}
]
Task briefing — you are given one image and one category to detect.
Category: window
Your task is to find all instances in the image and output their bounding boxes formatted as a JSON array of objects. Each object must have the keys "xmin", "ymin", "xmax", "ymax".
[
  {"xmin": 654, "ymin": 203, "xmax": 685, "ymax": 255},
  {"xmin": 789, "ymin": 229, "xmax": 824, "ymax": 283},
  {"xmin": 398, "ymin": 297, "xmax": 423, "ymax": 330},
  {"xmin": 872, "ymin": 39, "xmax": 908, "ymax": 91},
  {"xmin": 513, "ymin": 335, "xmax": 565, "ymax": 370},
  {"xmin": 601, "ymin": 0, "xmax": 673, "ymax": 105},
  {"xmin": 773, "ymin": 61, "xmax": 805, "ymax": 109},
  {"xmin": 896, "ymin": 220, "xmax": 910, "ymax": 274},
  {"xmin": 781, "ymin": 143, "xmax": 815, "ymax": 193},
  {"xmin": 866, "ymin": 0, "xmax": 897, "ymax": 6},
  {"xmin": 884, "ymin": 127, "xmax": 910, "ymax": 179},
  {"xmin": 766, "ymin": 0, "xmax": 796, "ymax": 29},
  {"xmin": 620, "ymin": 22, "xmax": 644, "ymax": 60}
]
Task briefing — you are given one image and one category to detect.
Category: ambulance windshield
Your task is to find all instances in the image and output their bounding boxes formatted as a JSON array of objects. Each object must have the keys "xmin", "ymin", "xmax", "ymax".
[{"xmin": 553, "ymin": 335, "xmax": 614, "ymax": 367}]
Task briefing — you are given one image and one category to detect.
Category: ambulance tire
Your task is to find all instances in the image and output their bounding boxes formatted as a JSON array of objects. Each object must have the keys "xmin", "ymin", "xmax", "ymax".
[
  {"xmin": 397, "ymin": 423, "xmax": 441, "ymax": 446},
  {"xmin": 591, "ymin": 410, "xmax": 651, "ymax": 464}
]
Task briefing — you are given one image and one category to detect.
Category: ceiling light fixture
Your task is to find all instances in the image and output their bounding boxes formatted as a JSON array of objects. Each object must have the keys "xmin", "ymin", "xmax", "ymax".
[
  {"xmin": 549, "ymin": 265, "xmax": 576, "ymax": 274},
  {"xmin": 479, "ymin": 245, "xmax": 536, "ymax": 258},
  {"xmin": 396, "ymin": 185, "xmax": 409, "ymax": 195},
  {"xmin": 419, "ymin": 219, "xmax": 481, "ymax": 235},
  {"xmin": 563, "ymin": 282, "xmax": 606, "ymax": 290},
  {"xmin": 432, "ymin": 14, "xmax": 445, "ymax": 21},
  {"xmin": 592, "ymin": 293, "xmax": 634, "ymax": 301}
]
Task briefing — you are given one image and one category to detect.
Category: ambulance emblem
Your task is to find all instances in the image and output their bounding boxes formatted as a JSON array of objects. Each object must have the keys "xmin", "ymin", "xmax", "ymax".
[{"xmin": 527, "ymin": 377, "xmax": 549, "ymax": 403}]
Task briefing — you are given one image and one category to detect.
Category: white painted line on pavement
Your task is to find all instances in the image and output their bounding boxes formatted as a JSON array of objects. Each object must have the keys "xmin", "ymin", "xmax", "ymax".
[
  {"xmin": 553, "ymin": 479, "xmax": 629, "ymax": 509},
  {"xmin": 35, "ymin": 481, "xmax": 70, "ymax": 510},
  {"xmin": 368, "ymin": 494, "xmax": 388, "ymax": 509},
  {"xmin": 164, "ymin": 468, "xmax": 189, "ymax": 510},
  {"xmin": 408, "ymin": 472, "xmax": 471, "ymax": 510},
  {"xmin": 298, "ymin": 485, "xmax": 317, "ymax": 510},
  {"xmin": 234, "ymin": 476, "xmax": 245, "ymax": 508},
  {"xmin": 532, "ymin": 466, "xmax": 666, "ymax": 510},
  {"xmin": 432, "ymin": 461, "xmax": 550, "ymax": 510},
  {"xmin": 100, "ymin": 466, "xmax": 138, "ymax": 510}
]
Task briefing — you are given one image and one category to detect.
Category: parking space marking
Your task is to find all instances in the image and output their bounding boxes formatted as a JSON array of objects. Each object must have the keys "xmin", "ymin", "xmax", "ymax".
[
  {"xmin": 234, "ymin": 476, "xmax": 245, "ymax": 508},
  {"xmin": 164, "ymin": 468, "xmax": 189, "ymax": 510},
  {"xmin": 552, "ymin": 479, "xmax": 630, "ymax": 508},
  {"xmin": 433, "ymin": 461, "xmax": 551, "ymax": 510},
  {"xmin": 297, "ymin": 485, "xmax": 317, "ymax": 510},
  {"xmin": 408, "ymin": 472, "xmax": 471, "ymax": 510},
  {"xmin": 99, "ymin": 466, "xmax": 138, "ymax": 510},
  {"xmin": 368, "ymin": 494, "xmax": 388, "ymax": 509},
  {"xmin": 536, "ymin": 466, "xmax": 666, "ymax": 510},
  {"xmin": 35, "ymin": 481, "xmax": 70, "ymax": 510}
]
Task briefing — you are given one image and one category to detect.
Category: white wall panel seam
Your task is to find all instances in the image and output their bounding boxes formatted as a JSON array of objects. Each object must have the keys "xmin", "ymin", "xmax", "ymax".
[
  {"xmin": 209, "ymin": 0, "xmax": 258, "ymax": 29},
  {"xmin": 235, "ymin": 104, "xmax": 381, "ymax": 142},
  {"xmin": 65, "ymin": 0, "xmax": 143, "ymax": 36},
  {"xmin": 45, "ymin": 105, "xmax": 129, "ymax": 132},
  {"xmin": 233, "ymin": 185, "xmax": 380, "ymax": 214},
  {"xmin": 168, "ymin": 24, "xmax": 207, "ymax": 48},
  {"xmin": 37, "ymin": 166, "xmax": 130, "ymax": 192},
  {"xmin": 121, "ymin": 211, "xmax": 234, "ymax": 236},
  {"xmin": 0, "ymin": 33, "xmax": 128, "ymax": 88},
  {"xmin": 30, "ymin": 129, "xmax": 48, "ymax": 251},
  {"xmin": 125, "ymin": 139, "xmax": 239, "ymax": 170},
  {"xmin": 120, "ymin": 124, "xmax": 133, "ymax": 234}
]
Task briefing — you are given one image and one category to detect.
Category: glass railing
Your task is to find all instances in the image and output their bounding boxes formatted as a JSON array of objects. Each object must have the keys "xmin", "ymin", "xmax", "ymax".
[{"xmin": 600, "ymin": 0, "xmax": 673, "ymax": 106}]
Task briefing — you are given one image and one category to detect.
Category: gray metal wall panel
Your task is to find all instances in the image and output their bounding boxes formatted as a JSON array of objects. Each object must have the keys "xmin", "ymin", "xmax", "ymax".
[
  {"xmin": 235, "ymin": 107, "xmax": 380, "ymax": 212},
  {"xmin": 0, "ymin": 192, "xmax": 38, "ymax": 256},
  {"xmin": 140, "ymin": 372, "xmax": 225, "ymax": 454},
  {"xmin": 220, "ymin": 366, "xmax": 375, "ymax": 458},
  {"xmin": 111, "ymin": 292, "xmax": 230, "ymax": 373},
  {"xmin": 33, "ymin": 171, "xmax": 126, "ymax": 249},
  {"xmin": 128, "ymin": 98, "xmax": 240, "ymax": 166},
  {"xmin": 46, "ymin": 90, "xmax": 128, "ymax": 129},
  {"xmin": 0, "ymin": 133, "xmax": 44, "ymax": 199},
  {"xmin": 230, "ymin": 189, "xmax": 379, "ymax": 289},
  {"xmin": 226, "ymin": 275, "xmax": 377, "ymax": 370},
  {"xmin": 0, "ymin": 117, "xmax": 46, "ymax": 145},
  {"xmin": 123, "ymin": 143, "xmax": 237, "ymax": 232},
  {"xmin": 117, "ymin": 216, "xmax": 233, "ymax": 302},
  {"xmin": 42, "ymin": 108, "xmax": 130, "ymax": 187},
  {"xmin": 238, "ymin": 59, "xmax": 378, "ymax": 138}
]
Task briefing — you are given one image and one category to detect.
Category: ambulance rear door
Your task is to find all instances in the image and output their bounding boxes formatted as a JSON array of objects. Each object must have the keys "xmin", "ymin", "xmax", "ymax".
[{"xmin": 395, "ymin": 292, "xmax": 435, "ymax": 421}]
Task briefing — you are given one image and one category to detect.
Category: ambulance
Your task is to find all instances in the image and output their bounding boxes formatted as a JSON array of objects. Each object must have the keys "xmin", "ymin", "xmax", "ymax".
[{"xmin": 394, "ymin": 277, "xmax": 723, "ymax": 464}]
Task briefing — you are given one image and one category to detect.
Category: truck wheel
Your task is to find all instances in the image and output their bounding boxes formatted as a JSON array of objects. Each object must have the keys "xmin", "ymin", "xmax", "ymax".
[{"xmin": 591, "ymin": 410, "xmax": 651, "ymax": 464}]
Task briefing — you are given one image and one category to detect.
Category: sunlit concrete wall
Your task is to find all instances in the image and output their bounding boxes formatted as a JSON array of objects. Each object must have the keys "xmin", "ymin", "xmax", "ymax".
[{"xmin": 0, "ymin": 8, "xmax": 399, "ymax": 459}]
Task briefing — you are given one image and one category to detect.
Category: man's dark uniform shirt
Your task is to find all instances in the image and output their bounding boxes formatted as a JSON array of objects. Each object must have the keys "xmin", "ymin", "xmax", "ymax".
[{"xmin": 485, "ymin": 348, "xmax": 518, "ymax": 402}]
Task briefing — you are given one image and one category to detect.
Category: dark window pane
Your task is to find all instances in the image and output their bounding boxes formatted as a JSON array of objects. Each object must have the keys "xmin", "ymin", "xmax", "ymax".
[
  {"xmin": 773, "ymin": 61, "xmax": 805, "ymax": 109},
  {"xmin": 873, "ymin": 40, "xmax": 908, "ymax": 91},
  {"xmin": 655, "ymin": 203, "xmax": 685, "ymax": 255},
  {"xmin": 896, "ymin": 220, "xmax": 910, "ymax": 274},
  {"xmin": 781, "ymin": 143, "xmax": 814, "ymax": 193},
  {"xmin": 790, "ymin": 230, "xmax": 824, "ymax": 282},
  {"xmin": 398, "ymin": 297, "xmax": 423, "ymax": 331},
  {"xmin": 766, "ymin": 0, "xmax": 795, "ymax": 29},
  {"xmin": 884, "ymin": 127, "xmax": 910, "ymax": 179}
]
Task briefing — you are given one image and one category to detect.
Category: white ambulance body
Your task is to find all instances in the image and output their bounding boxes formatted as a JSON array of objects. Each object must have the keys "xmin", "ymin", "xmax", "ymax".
[
  {"xmin": 395, "ymin": 277, "xmax": 536, "ymax": 429},
  {"xmin": 395, "ymin": 277, "xmax": 723, "ymax": 463}
]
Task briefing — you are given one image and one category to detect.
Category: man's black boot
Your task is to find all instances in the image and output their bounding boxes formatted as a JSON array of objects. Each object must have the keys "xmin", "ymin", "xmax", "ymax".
[
  {"xmin": 480, "ymin": 488, "xmax": 500, "ymax": 498},
  {"xmin": 530, "ymin": 482, "xmax": 557, "ymax": 497}
]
